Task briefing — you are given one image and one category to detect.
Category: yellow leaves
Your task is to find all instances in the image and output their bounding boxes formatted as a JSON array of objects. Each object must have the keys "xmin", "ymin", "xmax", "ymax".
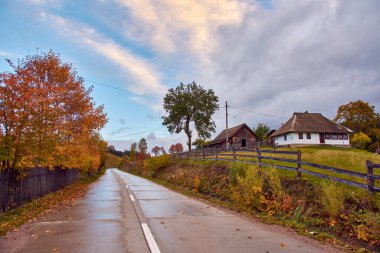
[
  {"xmin": 329, "ymin": 219, "xmax": 337, "ymax": 227},
  {"xmin": 193, "ymin": 175, "xmax": 200, "ymax": 192},
  {"xmin": 0, "ymin": 51, "xmax": 107, "ymax": 170},
  {"xmin": 356, "ymin": 225, "xmax": 369, "ymax": 241}
]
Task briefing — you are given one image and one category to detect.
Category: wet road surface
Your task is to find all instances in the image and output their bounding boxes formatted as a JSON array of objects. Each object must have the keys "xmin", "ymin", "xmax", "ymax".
[
  {"xmin": 114, "ymin": 169, "xmax": 341, "ymax": 253},
  {"xmin": 0, "ymin": 169, "xmax": 341, "ymax": 253},
  {"xmin": 0, "ymin": 169, "xmax": 150, "ymax": 253}
]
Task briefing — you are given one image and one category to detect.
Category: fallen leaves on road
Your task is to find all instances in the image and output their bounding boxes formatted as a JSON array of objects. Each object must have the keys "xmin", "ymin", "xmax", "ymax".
[{"xmin": 0, "ymin": 175, "xmax": 101, "ymax": 236}]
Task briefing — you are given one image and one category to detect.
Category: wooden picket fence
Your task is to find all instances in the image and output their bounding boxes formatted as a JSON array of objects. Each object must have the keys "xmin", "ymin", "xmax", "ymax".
[
  {"xmin": 172, "ymin": 148, "xmax": 380, "ymax": 193},
  {"xmin": 0, "ymin": 167, "xmax": 80, "ymax": 212}
]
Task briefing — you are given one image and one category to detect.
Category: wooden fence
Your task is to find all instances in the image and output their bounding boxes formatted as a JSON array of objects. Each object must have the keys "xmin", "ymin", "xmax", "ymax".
[
  {"xmin": 0, "ymin": 167, "xmax": 80, "ymax": 212},
  {"xmin": 172, "ymin": 148, "xmax": 380, "ymax": 193}
]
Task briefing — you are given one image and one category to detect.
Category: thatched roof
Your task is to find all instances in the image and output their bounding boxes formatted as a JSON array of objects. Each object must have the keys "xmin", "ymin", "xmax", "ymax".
[
  {"xmin": 271, "ymin": 112, "xmax": 351, "ymax": 137},
  {"xmin": 207, "ymin": 123, "xmax": 256, "ymax": 146}
]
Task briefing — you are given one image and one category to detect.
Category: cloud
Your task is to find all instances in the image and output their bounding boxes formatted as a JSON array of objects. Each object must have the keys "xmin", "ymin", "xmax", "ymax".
[
  {"xmin": 110, "ymin": 126, "xmax": 130, "ymax": 136},
  {"xmin": 0, "ymin": 51, "xmax": 12, "ymax": 57},
  {"xmin": 115, "ymin": 0, "xmax": 249, "ymax": 60},
  {"xmin": 200, "ymin": 0, "xmax": 380, "ymax": 134},
  {"xmin": 147, "ymin": 132, "xmax": 157, "ymax": 140},
  {"xmin": 40, "ymin": 12, "xmax": 168, "ymax": 97},
  {"xmin": 119, "ymin": 118, "xmax": 126, "ymax": 125},
  {"xmin": 108, "ymin": 131, "xmax": 187, "ymax": 153}
]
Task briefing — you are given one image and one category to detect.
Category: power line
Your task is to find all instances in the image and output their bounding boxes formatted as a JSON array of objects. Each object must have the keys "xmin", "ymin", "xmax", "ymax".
[
  {"xmin": 229, "ymin": 105, "xmax": 287, "ymax": 119},
  {"xmin": 107, "ymin": 126, "xmax": 166, "ymax": 139},
  {"xmin": 86, "ymin": 79, "xmax": 130, "ymax": 93}
]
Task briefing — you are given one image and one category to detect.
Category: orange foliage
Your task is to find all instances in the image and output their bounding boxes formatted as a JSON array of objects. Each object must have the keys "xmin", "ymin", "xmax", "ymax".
[{"xmin": 0, "ymin": 51, "xmax": 107, "ymax": 171}]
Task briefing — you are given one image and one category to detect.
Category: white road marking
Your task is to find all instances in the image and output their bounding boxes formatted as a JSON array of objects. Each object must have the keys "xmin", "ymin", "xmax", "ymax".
[
  {"xmin": 129, "ymin": 194, "xmax": 135, "ymax": 202},
  {"xmin": 141, "ymin": 223, "xmax": 161, "ymax": 253},
  {"xmin": 126, "ymin": 184, "xmax": 129, "ymax": 189}
]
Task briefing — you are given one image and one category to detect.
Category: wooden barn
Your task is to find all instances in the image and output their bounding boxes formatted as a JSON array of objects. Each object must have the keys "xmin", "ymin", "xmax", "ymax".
[{"xmin": 205, "ymin": 123, "xmax": 257, "ymax": 150}]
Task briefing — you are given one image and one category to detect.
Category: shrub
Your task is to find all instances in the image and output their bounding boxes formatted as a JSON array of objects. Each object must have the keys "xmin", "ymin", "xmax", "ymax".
[
  {"xmin": 231, "ymin": 165, "xmax": 264, "ymax": 210},
  {"xmin": 143, "ymin": 155, "xmax": 170, "ymax": 176},
  {"xmin": 319, "ymin": 180, "xmax": 345, "ymax": 218},
  {"xmin": 262, "ymin": 166, "xmax": 284, "ymax": 198},
  {"xmin": 229, "ymin": 162, "xmax": 249, "ymax": 185}
]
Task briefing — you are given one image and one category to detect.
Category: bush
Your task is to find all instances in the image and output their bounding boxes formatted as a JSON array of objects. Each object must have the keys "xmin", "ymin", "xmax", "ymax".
[
  {"xmin": 231, "ymin": 165, "xmax": 264, "ymax": 210},
  {"xmin": 143, "ymin": 155, "xmax": 170, "ymax": 176},
  {"xmin": 319, "ymin": 180, "xmax": 345, "ymax": 218},
  {"xmin": 262, "ymin": 166, "xmax": 284, "ymax": 198},
  {"xmin": 229, "ymin": 162, "xmax": 249, "ymax": 185}
]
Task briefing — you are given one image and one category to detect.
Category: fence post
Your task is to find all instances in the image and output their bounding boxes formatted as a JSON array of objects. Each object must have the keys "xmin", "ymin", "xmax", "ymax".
[
  {"xmin": 366, "ymin": 160, "xmax": 375, "ymax": 193},
  {"xmin": 297, "ymin": 150, "xmax": 302, "ymax": 180},
  {"xmin": 202, "ymin": 151, "xmax": 206, "ymax": 160},
  {"xmin": 215, "ymin": 149, "xmax": 218, "ymax": 160},
  {"xmin": 233, "ymin": 148, "xmax": 236, "ymax": 161},
  {"xmin": 187, "ymin": 152, "xmax": 189, "ymax": 159},
  {"xmin": 257, "ymin": 148, "xmax": 262, "ymax": 168}
]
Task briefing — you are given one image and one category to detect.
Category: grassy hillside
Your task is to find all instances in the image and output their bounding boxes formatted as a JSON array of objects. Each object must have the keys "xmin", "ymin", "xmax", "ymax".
[
  {"xmin": 104, "ymin": 153, "xmax": 126, "ymax": 168},
  {"xmin": 213, "ymin": 146, "xmax": 380, "ymax": 187},
  {"xmin": 279, "ymin": 146, "xmax": 380, "ymax": 173},
  {"xmin": 122, "ymin": 156, "xmax": 380, "ymax": 251}
]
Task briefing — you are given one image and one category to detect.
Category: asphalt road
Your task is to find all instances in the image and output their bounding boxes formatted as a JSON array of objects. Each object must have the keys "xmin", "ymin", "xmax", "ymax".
[{"xmin": 0, "ymin": 169, "xmax": 341, "ymax": 253}]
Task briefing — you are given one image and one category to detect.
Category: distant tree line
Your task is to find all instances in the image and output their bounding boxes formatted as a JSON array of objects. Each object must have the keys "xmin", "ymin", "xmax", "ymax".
[{"xmin": 107, "ymin": 145, "xmax": 130, "ymax": 157}]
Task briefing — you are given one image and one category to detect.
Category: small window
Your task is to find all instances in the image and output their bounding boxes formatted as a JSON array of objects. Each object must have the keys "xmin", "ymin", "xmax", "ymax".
[
  {"xmin": 331, "ymin": 133, "xmax": 338, "ymax": 140},
  {"xmin": 298, "ymin": 133, "xmax": 303, "ymax": 139},
  {"xmin": 284, "ymin": 134, "xmax": 287, "ymax": 141},
  {"xmin": 306, "ymin": 133, "xmax": 311, "ymax": 139},
  {"xmin": 343, "ymin": 133, "xmax": 348, "ymax": 140},
  {"xmin": 325, "ymin": 133, "xmax": 331, "ymax": 139},
  {"xmin": 338, "ymin": 134, "xmax": 343, "ymax": 140}
]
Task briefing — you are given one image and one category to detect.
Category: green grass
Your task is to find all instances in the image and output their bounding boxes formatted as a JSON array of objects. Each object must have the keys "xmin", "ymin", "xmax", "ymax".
[{"xmin": 197, "ymin": 146, "xmax": 380, "ymax": 188}]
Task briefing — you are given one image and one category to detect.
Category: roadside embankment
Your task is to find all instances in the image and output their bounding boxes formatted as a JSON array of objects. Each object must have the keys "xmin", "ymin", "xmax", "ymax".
[{"xmin": 122, "ymin": 156, "xmax": 380, "ymax": 252}]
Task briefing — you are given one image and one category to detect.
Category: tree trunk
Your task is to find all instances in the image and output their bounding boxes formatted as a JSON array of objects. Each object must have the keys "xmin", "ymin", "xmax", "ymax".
[{"xmin": 185, "ymin": 117, "xmax": 192, "ymax": 153}]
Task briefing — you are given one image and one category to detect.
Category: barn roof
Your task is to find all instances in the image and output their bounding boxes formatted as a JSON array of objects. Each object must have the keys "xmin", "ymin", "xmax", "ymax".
[
  {"xmin": 271, "ymin": 112, "xmax": 351, "ymax": 137},
  {"xmin": 207, "ymin": 123, "xmax": 256, "ymax": 146}
]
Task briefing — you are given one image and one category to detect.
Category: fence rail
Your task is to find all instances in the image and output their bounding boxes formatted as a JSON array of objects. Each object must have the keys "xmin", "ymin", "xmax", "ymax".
[
  {"xmin": 172, "ymin": 148, "xmax": 380, "ymax": 193},
  {"xmin": 0, "ymin": 167, "xmax": 80, "ymax": 212}
]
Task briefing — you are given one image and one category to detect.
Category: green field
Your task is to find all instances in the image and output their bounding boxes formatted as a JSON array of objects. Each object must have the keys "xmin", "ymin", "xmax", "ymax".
[{"xmin": 198, "ymin": 146, "xmax": 380, "ymax": 188}]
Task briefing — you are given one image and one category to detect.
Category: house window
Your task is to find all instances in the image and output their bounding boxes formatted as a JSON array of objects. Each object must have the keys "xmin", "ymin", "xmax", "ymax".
[
  {"xmin": 284, "ymin": 134, "xmax": 287, "ymax": 141},
  {"xmin": 343, "ymin": 133, "xmax": 348, "ymax": 140},
  {"xmin": 325, "ymin": 133, "xmax": 331, "ymax": 139},
  {"xmin": 331, "ymin": 133, "xmax": 338, "ymax": 140},
  {"xmin": 338, "ymin": 134, "xmax": 343, "ymax": 140},
  {"xmin": 306, "ymin": 133, "xmax": 311, "ymax": 139},
  {"xmin": 298, "ymin": 133, "xmax": 303, "ymax": 139}
]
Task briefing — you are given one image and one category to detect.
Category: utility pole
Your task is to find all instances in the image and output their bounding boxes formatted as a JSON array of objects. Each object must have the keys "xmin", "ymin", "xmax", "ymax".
[{"xmin": 226, "ymin": 101, "xmax": 229, "ymax": 149}]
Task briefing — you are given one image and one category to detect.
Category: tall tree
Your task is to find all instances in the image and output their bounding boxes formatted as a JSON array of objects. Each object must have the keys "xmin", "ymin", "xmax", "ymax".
[
  {"xmin": 253, "ymin": 123, "xmax": 270, "ymax": 142},
  {"xmin": 130, "ymin": 143, "xmax": 137, "ymax": 161},
  {"xmin": 151, "ymin": 146, "xmax": 161, "ymax": 156},
  {"xmin": 175, "ymin": 143, "xmax": 183, "ymax": 154},
  {"xmin": 334, "ymin": 100, "xmax": 379, "ymax": 133},
  {"xmin": 138, "ymin": 138, "xmax": 147, "ymax": 156},
  {"xmin": 160, "ymin": 147, "xmax": 166, "ymax": 155},
  {"xmin": 162, "ymin": 82, "xmax": 219, "ymax": 152},
  {"xmin": 169, "ymin": 144, "xmax": 176, "ymax": 154},
  {"xmin": 0, "ymin": 51, "xmax": 107, "ymax": 170}
]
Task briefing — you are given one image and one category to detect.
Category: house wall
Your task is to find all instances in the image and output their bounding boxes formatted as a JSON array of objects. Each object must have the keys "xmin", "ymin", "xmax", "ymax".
[
  {"xmin": 231, "ymin": 127, "xmax": 256, "ymax": 148},
  {"xmin": 274, "ymin": 133, "xmax": 350, "ymax": 146}
]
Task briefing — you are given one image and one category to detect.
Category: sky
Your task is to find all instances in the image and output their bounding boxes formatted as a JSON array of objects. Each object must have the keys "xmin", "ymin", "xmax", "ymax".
[{"xmin": 1, "ymin": 0, "xmax": 380, "ymax": 152}]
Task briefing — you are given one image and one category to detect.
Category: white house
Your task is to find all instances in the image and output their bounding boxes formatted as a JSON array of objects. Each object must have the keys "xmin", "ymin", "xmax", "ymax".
[{"xmin": 271, "ymin": 112, "xmax": 352, "ymax": 147}]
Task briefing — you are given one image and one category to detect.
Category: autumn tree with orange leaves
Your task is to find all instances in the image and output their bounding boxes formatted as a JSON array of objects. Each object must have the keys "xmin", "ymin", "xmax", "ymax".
[{"xmin": 0, "ymin": 51, "xmax": 107, "ymax": 171}]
